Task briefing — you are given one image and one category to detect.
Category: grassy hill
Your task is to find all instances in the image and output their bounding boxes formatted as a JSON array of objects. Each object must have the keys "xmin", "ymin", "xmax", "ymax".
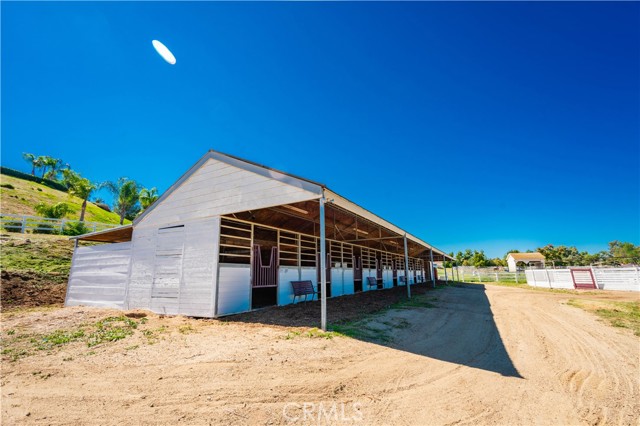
[{"xmin": 1, "ymin": 173, "xmax": 128, "ymax": 225}]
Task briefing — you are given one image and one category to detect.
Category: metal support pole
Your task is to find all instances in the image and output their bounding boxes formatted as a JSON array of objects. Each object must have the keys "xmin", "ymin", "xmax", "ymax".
[
  {"xmin": 444, "ymin": 260, "xmax": 448, "ymax": 285},
  {"xmin": 403, "ymin": 234, "xmax": 410, "ymax": 298},
  {"xmin": 430, "ymin": 249, "xmax": 435, "ymax": 288},
  {"xmin": 319, "ymin": 196, "xmax": 327, "ymax": 331}
]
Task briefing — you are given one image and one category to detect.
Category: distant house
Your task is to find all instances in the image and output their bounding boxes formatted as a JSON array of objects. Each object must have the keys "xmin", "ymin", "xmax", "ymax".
[{"xmin": 506, "ymin": 252, "xmax": 545, "ymax": 272}]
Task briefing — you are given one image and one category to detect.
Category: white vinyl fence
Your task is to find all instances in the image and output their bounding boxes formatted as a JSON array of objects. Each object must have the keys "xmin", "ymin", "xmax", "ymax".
[
  {"xmin": 1, "ymin": 213, "xmax": 119, "ymax": 234},
  {"xmin": 525, "ymin": 267, "xmax": 640, "ymax": 292}
]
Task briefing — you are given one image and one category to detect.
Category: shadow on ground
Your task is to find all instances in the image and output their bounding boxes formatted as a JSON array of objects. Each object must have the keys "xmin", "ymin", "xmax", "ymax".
[{"xmin": 226, "ymin": 282, "xmax": 522, "ymax": 378}]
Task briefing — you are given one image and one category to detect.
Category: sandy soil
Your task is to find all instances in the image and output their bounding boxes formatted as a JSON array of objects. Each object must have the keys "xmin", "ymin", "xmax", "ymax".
[{"xmin": 1, "ymin": 284, "xmax": 639, "ymax": 425}]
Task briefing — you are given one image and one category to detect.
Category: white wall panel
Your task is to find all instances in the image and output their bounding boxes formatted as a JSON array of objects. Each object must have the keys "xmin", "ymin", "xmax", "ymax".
[
  {"xmin": 383, "ymin": 270, "xmax": 393, "ymax": 288},
  {"xmin": 278, "ymin": 267, "xmax": 301, "ymax": 306},
  {"xmin": 594, "ymin": 268, "xmax": 639, "ymax": 292},
  {"xmin": 66, "ymin": 242, "xmax": 131, "ymax": 309},
  {"xmin": 342, "ymin": 269, "xmax": 355, "ymax": 295},
  {"xmin": 331, "ymin": 268, "xmax": 344, "ymax": 297},
  {"xmin": 217, "ymin": 265, "xmax": 251, "ymax": 315}
]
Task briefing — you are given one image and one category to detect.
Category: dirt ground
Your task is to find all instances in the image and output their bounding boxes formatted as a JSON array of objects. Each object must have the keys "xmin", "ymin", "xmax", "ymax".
[
  {"xmin": 1, "ymin": 284, "xmax": 639, "ymax": 425},
  {"xmin": 1, "ymin": 270, "xmax": 67, "ymax": 309}
]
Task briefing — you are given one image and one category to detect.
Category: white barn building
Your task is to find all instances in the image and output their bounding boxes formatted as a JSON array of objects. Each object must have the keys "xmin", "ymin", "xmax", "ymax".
[{"xmin": 66, "ymin": 151, "xmax": 452, "ymax": 321}]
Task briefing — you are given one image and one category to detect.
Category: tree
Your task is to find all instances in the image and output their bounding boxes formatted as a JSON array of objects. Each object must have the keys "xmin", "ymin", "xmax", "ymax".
[
  {"xmin": 471, "ymin": 250, "xmax": 489, "ymax": 267},
  {"xmin": 139, "ymin": 187, "xmax": 159, "ymax": 210},
  {"xmin": 62, "ymin": 170, "xmax": 98, "ymax": 222},
  {"xmin": 608, "ymin": 241, "xmax": 640, "ymax": 265},
  {"xmin": 22, "ymin": 153, "xmax": 39, "ymax": 176},
  {"xmin": 103, "ymin": 177, "xmax": 141, "ymax": 225},
  {"xmin": 35, "ymin": 202, "xmax": 71, "ymax": 218},
  {"xmin": 43, "ymin": 157, "xmax": 64, "ymax": 181}
]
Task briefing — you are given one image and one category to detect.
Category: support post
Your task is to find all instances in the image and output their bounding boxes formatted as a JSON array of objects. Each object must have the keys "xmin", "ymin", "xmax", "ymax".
[
  {"xmin": 444, "ymin": 260, "xmax": 448, "ymax": 285},
  {"xmin": 430, "ymin": 249, "xmax": 435, "ymax": 288},
  {"xmin": 403, "ymin": 234, "xmax": 410, "ymax": 298},
  {"xmin": 319, "ymin": 196, "xmax": 327, "ymax": 331}
]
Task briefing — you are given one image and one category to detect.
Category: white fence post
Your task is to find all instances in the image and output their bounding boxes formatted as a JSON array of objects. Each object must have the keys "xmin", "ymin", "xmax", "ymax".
[
  {"xmin": 515, "ymin": 271, "xmax": 518, "ymax": 283},
  {"xmin": 21, "ymin": 215, "xmax": 26, "ymax": 233}
]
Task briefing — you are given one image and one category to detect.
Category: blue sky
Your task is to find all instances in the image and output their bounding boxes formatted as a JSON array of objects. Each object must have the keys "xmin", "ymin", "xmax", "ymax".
[{"xmin": 2, "ymin": 2, "xmax": 638, "ymax": 257}]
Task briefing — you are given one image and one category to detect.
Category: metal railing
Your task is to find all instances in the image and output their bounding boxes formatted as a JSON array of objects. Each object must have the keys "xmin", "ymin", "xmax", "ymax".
[{"xmin": 0, "ymin": 213, "xmax": 120, "ymax": 234}]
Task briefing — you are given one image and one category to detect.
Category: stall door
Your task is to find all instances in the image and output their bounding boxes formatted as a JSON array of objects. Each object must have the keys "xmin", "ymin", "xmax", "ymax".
[
  {"xmin": 375, "ymin": 252, "xmax": 383, "ymax": 289},
  {"xmin": 252, "ymin": 225, "xmax": 279, "ymax": 309},
  {"xmin": 353, "ymin": 247, "xmax": 363, "ymax": 292},
  {"xmin": 151, "ymin": 225, "xmax": 185, "ymax": 314}
]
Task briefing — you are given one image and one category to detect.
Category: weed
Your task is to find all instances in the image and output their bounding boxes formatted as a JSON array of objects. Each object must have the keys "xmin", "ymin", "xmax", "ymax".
[
  {"xmin": 284, "ymin": 328, "xmax": 340, "ymax": 340},
  {"xmin": 178, "ymin": 324, "xmax": 194, "ymax": 334},
  {"xmin": 568, "ymin": 299, "xmax": 640, "ymax": 336},
  {"xmin": 36, "ymin": 329, "xmax": 85, "ymax": 350},
  {"xmin": 86, "ymin": 316, "xmax": 137, "ymax": 347}
]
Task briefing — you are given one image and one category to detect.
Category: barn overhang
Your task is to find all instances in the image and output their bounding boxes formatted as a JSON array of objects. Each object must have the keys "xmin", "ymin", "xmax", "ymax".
[
  {"xmin": 70, "ymin": 225, "xmax": 133, "ymax": 243},
  {"xmin": 222, "ymin": 192, "xmax": 452, "ymax": 262}
]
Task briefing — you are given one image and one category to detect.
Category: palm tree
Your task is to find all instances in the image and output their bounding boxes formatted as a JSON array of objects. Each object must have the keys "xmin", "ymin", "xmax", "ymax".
[
  {"xmin": 22, "ymin": 153, "xmax": 38, "ymax": 176},
  {"xmin": 62, "ymin": 170, "xmax": 98, "ymax": 222},
  {"xmin": 139, "ymin": 187, "xmax": 159, "ymax": 210},
  {"xmin": 103, "ymin": 177, "xmax": 141, "ymax": 225},
  {"xmin": 34, "ymin": 156, "xmax": 47, "ymax": 177},
  {"xmin": 43, "ymin": 157, "xmax": 63, "ymax": 181}
]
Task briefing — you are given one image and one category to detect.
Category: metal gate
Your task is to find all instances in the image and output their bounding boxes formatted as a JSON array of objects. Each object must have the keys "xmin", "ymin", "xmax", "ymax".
[
  {"xmin": 252, "ymin": 245, "xmax": 278, "ymax": 288},
  {"xmin": 570, "ymin": 268, "xmax": 597, "ymax": 289}
]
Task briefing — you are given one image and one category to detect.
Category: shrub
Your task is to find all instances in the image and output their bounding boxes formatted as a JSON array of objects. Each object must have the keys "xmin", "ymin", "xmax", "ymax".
[
  {"xmin": 34, "ymin": 202, "xmax": 70, "ymax": 219},
  {"xmin": 95, "ymin": 202, "xmax": 111, "ymax": 212},
  {"xmin": 63, "ymin": 222, "xmax": 91, "ymax": 236},
  {"xmin": 3, "ymin": 221, "xmax": 23, "ymax": 232},
  {"xmin": 33, "ymin": 222, "xmax": 60, "ymax": 235},
  {"xmin": 1, "ymin": 183, "xmax": 15, "ymax": 189}
]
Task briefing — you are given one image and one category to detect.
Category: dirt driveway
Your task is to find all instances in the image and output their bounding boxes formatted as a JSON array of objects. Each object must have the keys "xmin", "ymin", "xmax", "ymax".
[{"xmin": 2, "ymin": 284, "xmax": 638, "ymax": 425}]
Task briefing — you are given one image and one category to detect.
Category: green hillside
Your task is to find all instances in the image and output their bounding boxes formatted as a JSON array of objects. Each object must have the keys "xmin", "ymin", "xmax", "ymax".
[{"xmin": 1, "ymin": 173, "xmax": 129, "ymax": 225}]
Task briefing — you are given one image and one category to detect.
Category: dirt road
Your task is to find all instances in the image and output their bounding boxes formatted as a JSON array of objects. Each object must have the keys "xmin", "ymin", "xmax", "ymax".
[{"xmin": 2, "ymin": 285, "xmax": 638, "ymax": 425}]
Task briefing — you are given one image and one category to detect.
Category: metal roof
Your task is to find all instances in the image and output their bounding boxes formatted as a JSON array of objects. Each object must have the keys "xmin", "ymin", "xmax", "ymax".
[{"xmin": 78, "ymin": 150, "xmax": 453, "ymax": 259}]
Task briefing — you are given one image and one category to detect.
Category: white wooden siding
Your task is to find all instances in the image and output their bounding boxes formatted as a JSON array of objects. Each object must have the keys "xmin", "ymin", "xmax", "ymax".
[
  {"xmin": 181, "ymin": 217, "xmax": 220, "ymax": 317},
  {"xmin": 66, "ymin": 242, "xmax": 131, "ymax": 309},
  {"xmin": 127, "ymin": 218, "xmax": 219, "ymax": 317},
  {"xmin": 150, "ymin": 226, "xmax": 185, "ymax": 314},
  {"xmin": 137, "ymin": 157, "xmax": 321, "ymax": 229}
]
